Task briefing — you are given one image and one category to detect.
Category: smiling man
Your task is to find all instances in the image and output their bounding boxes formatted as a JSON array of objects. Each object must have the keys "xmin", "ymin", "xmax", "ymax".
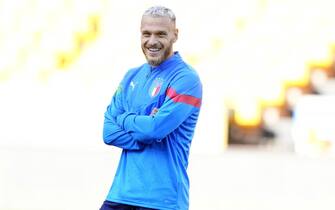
[
  {"xmin": 141, "ymin": 10, "xmax": 178, "ymax": 66},
  {"xmin": 100, "ymin": 6, "xmax": 202, "ymax": 210}
]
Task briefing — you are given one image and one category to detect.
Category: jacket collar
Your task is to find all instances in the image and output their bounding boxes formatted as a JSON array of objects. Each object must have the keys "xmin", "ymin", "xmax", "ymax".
[{"xmin": 147, "ymin": 51, "xmax": 183, "ymax": 71}]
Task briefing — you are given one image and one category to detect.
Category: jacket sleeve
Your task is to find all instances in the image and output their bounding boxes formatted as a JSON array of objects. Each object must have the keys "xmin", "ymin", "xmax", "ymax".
[
  {"xmin": 103, "ymin": 77, "xmax": 144, "ymax": 150},
  {"xmin": 116, "ymin": 73, "xmax": 202, "ymax": 143}
]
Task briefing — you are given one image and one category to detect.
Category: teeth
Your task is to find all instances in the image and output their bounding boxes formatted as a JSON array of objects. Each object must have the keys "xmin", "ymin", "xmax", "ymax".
[{"xmin": 148, "ymin": 48, "xmax": 160, "ymax": 52}]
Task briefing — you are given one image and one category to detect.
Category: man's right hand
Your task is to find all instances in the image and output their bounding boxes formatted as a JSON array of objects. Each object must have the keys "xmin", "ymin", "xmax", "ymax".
[{"xmin": 150, "ymin": 107, "xmax": 159, "ymax": 116}]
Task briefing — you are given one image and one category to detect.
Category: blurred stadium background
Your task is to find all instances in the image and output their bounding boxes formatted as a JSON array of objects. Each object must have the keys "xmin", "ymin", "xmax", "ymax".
[{"xmin": 1, "ymin": 0, "xmax": 335, "ymax": 209}]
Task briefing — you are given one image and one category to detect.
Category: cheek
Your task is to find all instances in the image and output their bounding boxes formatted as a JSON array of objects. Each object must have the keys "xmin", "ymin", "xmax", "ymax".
[
  {"xmin": 159, "ymin": 38, "xmax": 169, "ymax": 46},
  {"xmin": 141, "ymin": 37, "xmax": 148, "ymax": 45}
]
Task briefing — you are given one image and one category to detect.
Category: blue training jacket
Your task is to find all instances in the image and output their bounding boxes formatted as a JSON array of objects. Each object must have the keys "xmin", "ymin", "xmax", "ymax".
[{"xmin": 103, "ymin": 52, "xmax": 202, "ymax": 210}]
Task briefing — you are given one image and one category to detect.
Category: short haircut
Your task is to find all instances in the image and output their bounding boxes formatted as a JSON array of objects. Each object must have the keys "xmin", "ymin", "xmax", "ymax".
[{"xmin": 143, "ymin": 6, "xmax": 176, "ymax": 23}]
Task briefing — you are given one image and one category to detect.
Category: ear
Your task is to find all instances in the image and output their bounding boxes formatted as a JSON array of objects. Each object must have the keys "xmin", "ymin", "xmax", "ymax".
[{"xmin": 173, "ymin": 28, "xmax": 179, "ymax": 43}]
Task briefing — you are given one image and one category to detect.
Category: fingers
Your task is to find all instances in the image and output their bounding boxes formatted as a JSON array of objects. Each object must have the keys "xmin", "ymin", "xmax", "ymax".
[{"xmin": 150, "ymin": 107, "xmax": 159, "ymax": 116}]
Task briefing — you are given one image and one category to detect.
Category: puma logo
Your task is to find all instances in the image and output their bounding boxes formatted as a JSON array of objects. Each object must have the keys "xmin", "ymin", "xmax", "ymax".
[{"xmin": 130, "ymin": 81, "xmax": 136, "ymax": 90}]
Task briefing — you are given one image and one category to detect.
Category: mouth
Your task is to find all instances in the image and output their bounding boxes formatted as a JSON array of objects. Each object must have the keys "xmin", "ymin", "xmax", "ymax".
[
  {"xmin": 146, "ymin": 46, "xmax": 162, "ymax": 56},
  {"xmin": 148, "ymin": 47, "xmax": 161, "ymax": 52}
]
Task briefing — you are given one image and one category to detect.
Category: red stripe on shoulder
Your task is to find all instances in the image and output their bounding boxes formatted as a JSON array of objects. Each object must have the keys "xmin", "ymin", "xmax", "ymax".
[{"xmin": 166, "ymin": 87, "xmax": 201, "ymax": 108}]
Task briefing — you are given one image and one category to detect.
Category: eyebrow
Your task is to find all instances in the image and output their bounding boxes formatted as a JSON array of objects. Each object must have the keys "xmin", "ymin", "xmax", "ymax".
[{"xmin": 141, "ymin": 30, "xmax": 168, "ymax": 35}]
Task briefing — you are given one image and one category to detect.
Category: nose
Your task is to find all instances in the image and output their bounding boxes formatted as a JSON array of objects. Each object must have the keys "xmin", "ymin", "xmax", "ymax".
[{"xmin": 147, "ymin": 35, "xmax": 158, "ymax": 45}]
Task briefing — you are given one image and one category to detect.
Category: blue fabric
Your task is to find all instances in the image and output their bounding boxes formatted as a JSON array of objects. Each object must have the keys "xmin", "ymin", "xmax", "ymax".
[
  {"xmin": 103, "ymin": 52, "xmax": 202, "ymax": 210},
  {"xmin": 100, "ymin": 200, "xmax": 157, "ymax": 210}
]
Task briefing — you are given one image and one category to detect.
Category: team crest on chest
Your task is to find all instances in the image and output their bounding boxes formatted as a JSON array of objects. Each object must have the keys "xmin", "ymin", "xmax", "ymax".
[{"xmin": 148, "ymin": 78, "xmax": 164, "ymax": 97}]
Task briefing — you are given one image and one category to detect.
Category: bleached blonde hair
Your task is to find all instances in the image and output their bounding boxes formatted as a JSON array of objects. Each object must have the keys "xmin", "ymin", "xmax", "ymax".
[{"xmin": 143, "ymin": 6, "xmax": 176, "ymax": 23}]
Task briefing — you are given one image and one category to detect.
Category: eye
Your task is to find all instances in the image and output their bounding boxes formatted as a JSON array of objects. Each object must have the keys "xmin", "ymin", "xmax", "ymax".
[
  {"xmin": 157, "ymin": 32, "xmax": 167, "ymax": 37},
  {"xmin": 142, "ymin": 31, "xmax": 151, "ymax": 38},
  {"xmin": 142, "ymin": 32, "xmax": 151, "ymax": 37}
]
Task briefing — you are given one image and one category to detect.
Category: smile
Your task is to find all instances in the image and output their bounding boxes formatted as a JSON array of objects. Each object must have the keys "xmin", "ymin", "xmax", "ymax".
[{"xmin": 148, "ymin": 47, "xmax": 161, "ymax": 52}]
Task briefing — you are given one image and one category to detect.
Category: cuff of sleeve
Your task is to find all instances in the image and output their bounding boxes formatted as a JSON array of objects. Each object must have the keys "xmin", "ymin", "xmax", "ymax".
[{"xmin": 116, "ymin": 112, "xmax": 136, "ymax": 130}]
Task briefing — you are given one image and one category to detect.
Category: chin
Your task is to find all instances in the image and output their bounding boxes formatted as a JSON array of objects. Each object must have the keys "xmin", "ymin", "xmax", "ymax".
[
  {"xmin": 146, "ymin": 56, "xmax": 163, "ymax": 66},
  {"xmin": 147, "ymin": 59, "xmax": 162, "ymax": 66}
]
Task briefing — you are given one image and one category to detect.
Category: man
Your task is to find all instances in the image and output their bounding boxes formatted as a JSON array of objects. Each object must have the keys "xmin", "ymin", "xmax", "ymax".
[{"xmin": 101, "ymin": 6, "xmax": 202, "ymax": 210}]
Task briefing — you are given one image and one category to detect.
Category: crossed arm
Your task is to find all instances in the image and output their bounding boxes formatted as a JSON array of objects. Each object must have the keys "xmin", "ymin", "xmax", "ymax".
[
  {"xmin": 103, "ymin": 75, "xmax": 202, "ymax": 151},
  {"xmin": 103, "ymin": 104, "xmax": 159, "ymax": 150}
]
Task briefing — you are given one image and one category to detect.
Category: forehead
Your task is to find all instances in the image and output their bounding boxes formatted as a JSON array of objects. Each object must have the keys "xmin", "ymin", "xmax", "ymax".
[{"xmin": 140, "ymin": 16, "xmax": 175, "ymax": 31}]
